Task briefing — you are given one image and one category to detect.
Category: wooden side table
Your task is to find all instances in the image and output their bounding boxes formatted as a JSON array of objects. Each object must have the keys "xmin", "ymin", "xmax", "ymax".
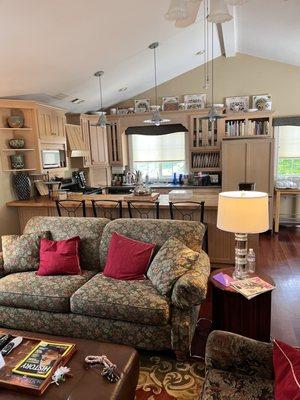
[{"xmin": 210, "ymin": 268, "xmax": 275, "ymax": 342}]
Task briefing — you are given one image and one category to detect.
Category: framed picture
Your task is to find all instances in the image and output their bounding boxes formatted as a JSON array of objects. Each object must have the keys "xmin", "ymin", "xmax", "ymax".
[
  {"xmin": 134, "ymin": 99, "xmax": 150, "ymax": 113},
  {"xmin": 252, "ymin": 95, "xmax": 272, "ymax": 111},
  {"xmin": 225, "ymin": 96, "xmax": 250, "ymax": 112},
  {"xmin": 184, "ymin": 94, "xmax": 206, "ymax": 109},
  {"xmin": 162, "ymin": 96, "xmax": 179, "ymax": 111}
]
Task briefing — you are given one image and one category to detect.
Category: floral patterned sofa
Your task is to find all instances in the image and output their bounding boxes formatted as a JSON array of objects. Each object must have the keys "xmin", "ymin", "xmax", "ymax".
[
  {"xmin": 200, "ymin": 330, "xmax": 274, "ymax": 399},
  {"xmin": 0, "ymin": 217, "xmax": 210, "ymax": 358}
]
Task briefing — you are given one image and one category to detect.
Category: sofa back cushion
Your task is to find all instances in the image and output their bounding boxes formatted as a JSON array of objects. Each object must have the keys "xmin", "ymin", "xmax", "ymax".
[
  {"xmin": 24, "ymin": 217, "xmax": 110, "ymax": 271},
  {"xmin": 100, "ymin": 218, "xmax": 205, "ymax": 269}
]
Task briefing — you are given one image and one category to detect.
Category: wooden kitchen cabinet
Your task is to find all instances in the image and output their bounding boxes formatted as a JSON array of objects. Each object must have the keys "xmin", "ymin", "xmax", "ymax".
[
  {"xmin": 37, "ymin": 105, "xmax": 66, "ymax": 138},
  {"xmin": 89, "ymin": 125, "xmax": 109, "ymax": 166},
  {"xmin": 80, "ymin": 116, "xmax": 92, "ymax": 167},
  {"xmin": 222, "ymin": 138, "xmax": 274, "ymax": 195}
]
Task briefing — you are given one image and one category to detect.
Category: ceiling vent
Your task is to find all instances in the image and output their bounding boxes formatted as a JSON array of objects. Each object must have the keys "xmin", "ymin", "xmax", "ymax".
[
  {"xmin": 52, "ymin": 92, "xmax": 70, "ymax": 100},
  {"xmin": 70, "ymin": 98, "xmax": 85, "ymax": 104}
]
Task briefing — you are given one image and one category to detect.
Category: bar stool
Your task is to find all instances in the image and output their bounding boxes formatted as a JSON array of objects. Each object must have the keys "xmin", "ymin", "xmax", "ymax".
[
  {"xmin": 91, "ymin": 199, "xmax": 122, "ymax": 220},
  {"xmin": 55, "ymin": 199, "xmax": 86, "ymax": 217},
  {"xmin": 169, "ymin": 201, "xmax": 208, "ymax": 252},
  {"xmin": 127, "ymin": 200, "xmax": 160, "ymax": 219}
]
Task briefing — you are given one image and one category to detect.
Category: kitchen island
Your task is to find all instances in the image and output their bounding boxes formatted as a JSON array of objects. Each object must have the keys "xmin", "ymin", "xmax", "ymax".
[{"xmin": 6, "ymin": 193, "xmax": 258, "ymax": 265}]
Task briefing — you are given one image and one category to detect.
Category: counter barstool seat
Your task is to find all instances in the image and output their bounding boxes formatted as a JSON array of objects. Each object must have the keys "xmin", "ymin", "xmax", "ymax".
[
  {"xmin": 169, "ymin": 201, "xmax": 208, "ymax": 252},
  {"xmin": 55, "ymin": 199, "xmax": 86, "ymax": 217},
  {"xmin": 91, "ymin": 199, "xmax": 122, "ymax": 219},
  {"xmin": 127, "ymin": 200, "xmax": 160, "ymax": 219}
]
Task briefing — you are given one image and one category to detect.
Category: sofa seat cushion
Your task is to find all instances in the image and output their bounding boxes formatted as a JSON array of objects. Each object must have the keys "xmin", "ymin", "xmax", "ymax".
[
  {"xmin": 201, "ymin": 369, "xmax": 274, "ymax": 400},
  {"xmin": 70, "ymin": 273, "xmax": 170, "ymax": 326},
  {"xmin": 0, "ymin": 270, "xmax": 96, "ymax": 313}
]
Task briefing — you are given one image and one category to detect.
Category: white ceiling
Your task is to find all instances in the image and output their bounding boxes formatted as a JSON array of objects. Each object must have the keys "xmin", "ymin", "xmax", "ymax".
[{"xmin": 0, "ymin": 0, "xmax": 299, "ymax": 112}]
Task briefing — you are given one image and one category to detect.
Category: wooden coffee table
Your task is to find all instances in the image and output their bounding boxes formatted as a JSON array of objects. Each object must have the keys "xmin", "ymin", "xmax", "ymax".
[
  {"xmin": 0, "ymin": 329, "xmax": 139, "ymax": 400},
  {"xmin": 210, "ymin": 267, "xmax": 275, "ymax": 342}
]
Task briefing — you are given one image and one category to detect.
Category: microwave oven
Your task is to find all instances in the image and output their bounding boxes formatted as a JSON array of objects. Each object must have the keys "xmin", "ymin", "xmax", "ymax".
[{"xmin": 41, "ymin": 150, "xmax": 62, "ymax": 169}]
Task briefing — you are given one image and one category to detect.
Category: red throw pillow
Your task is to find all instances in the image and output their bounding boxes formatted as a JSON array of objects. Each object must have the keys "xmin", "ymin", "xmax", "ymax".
[
  {"xmin": 37, "ymin": 237, "xmax": 81, "ymax": 276},
  {"xmin": 103, "ymin": 232, "xmax": 155, "ymax": 280},
  {"xmin": 273, "ymin": 339, "xmax": 300, "ymax": 400}
]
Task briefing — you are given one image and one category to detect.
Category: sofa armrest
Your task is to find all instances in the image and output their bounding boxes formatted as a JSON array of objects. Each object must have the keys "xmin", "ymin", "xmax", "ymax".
[
  {"xmin": 0, "ymin": 252, "xmax": 5, "ymax": 278},
  {"xmin": 205, "ymin": 330, "xmax": 274, "ymax": 380},
  {"xmin": 171, "ymin": 251, "xmax": 210, "ymax": 308}
]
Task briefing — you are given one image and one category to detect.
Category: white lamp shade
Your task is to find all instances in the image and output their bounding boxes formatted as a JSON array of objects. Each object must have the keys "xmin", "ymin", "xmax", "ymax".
[
  {"xmin": 165, "ymin": 0, "xmax": 189, "ymax": 21},
  {"xmin": 217, "ymin": 191, "xmax": 269, "ymax": 233},
  {"xmin": 207, "ymin": 0, "xmax": 233, "ymax": 23}
]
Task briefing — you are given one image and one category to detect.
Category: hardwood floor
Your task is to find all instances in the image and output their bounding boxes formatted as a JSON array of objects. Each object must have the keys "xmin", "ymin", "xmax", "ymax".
[{"xmin": 191, "ymin": 226, "xmax": 300, "ymax": 357}]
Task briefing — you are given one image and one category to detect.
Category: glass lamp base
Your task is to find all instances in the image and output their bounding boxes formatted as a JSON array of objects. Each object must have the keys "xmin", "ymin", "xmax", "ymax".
[{"xmin": 233, "ymin": 233, "xmax": 250, "ymax": 280}]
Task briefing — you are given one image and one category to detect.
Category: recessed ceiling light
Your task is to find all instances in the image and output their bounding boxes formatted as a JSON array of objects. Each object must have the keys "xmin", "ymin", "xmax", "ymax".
[
  {"xmin": 118, "ymin": 87, "xmax": 128, "ymax": 92},
  {"xmin": 195, "ymin": 50, "xmax": 205, "ymax": 56}
]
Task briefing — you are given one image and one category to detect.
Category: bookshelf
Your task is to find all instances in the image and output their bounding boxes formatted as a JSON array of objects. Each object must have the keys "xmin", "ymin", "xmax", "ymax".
[{"xmin": 0, "ymin": 100, "xmax": 40, "ymax": 173}]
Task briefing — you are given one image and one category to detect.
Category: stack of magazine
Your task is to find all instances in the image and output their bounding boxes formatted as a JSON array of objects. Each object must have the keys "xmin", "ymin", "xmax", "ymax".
[
  {"xmin": 12, "ymin": 341, "xmax": 73, "ymax": 379},
  {"xmin": 230, "ymin": 276, "xmax": 275, "ymax": 300}
]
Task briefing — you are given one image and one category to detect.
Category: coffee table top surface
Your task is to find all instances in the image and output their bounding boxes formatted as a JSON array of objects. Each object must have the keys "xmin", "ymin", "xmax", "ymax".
[{"xmin": 0, "ymin": 329, "xmax": 139, "ymax": 400}]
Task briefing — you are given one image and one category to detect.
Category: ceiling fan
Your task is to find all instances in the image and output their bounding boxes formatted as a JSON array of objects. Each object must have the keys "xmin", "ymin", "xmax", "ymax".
[{"xmin": 165, "ymin": 0, "xmax": 249, "ymax": 27}]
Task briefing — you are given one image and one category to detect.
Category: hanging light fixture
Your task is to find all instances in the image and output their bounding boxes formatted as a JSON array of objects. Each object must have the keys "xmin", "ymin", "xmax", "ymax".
[
  {"xmin": 165, "ymin": 0, "xmax": 189, "ymax": 21},
  {"xmin": 93, "ymin": 70, "xmax": 107, "ymax": 127},
  {"xmin": 207, "ymin": 0, "xmax": 233, "ymax": 23},
  {"xmin": 200, "ymin": 22, "xmax": 225, "ymax": 122},
  {"xmin": 144, "ymin": 42, "xmax": 170, "ymax": 126}
]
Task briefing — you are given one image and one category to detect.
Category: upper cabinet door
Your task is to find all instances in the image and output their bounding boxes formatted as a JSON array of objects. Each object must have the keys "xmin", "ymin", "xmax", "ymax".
[
  {"xmin": 246, "ymin": 138, "xmax": 274, "ymax": 195},
  {"xmin": 37, "ymin": 106, "xmax": 53, "ymax": 138},
  {"xmin": 89, "ymin": 125, "xmax": 109, "ymax": 166},
  {"xmin": 37, "ymin": 106, "xmax": 66, "ymax": 139},
  {"xmin": 81, "ymin": 118, "xmax": 92, "ymax": 167},
  {"xmin": 51, "ymin": 109, "xmax": 66, "ymax": 137}
]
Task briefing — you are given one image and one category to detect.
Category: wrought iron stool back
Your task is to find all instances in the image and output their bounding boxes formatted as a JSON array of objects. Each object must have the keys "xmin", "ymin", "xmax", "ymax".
[
  {"xmin": 127, "ymin": 200, "xmax": 160, "ymax": 219},
  {"xmin": 55, "ymin": 199, "xmax": 86, "ymax": 217},
  {"xmin": 169, "ymin": 201, "xmax": 208, "ymax": 252},
  {"xmin": 91, "ymin": 200, "xmax": 122, "ymax": 220}
]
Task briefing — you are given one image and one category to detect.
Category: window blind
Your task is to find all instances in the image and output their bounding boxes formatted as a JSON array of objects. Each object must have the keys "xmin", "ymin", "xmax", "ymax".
[
  {"xmin": 278, "ymin": 126, "xmax": 300, "ymax": 158},
  {"xmin": 131, "ymin": 132, "xmax": 185, "ymax": 162}
]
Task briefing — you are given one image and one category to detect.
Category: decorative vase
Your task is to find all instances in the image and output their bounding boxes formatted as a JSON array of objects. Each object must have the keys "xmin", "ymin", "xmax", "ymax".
[
  {"xmin": 7, "ymin": 116, "xmax": 24, "ymax": 128},
  {"xmin": 12, "ymin": 172, "xmax": 31, "ymax": 200},
  {"xmin": 10, "ymin": 154, "xmax": 25, "ymax": 169},
  {"xmin": 8, "ymin": 138, "xmax": 25, "ymax": 149}
]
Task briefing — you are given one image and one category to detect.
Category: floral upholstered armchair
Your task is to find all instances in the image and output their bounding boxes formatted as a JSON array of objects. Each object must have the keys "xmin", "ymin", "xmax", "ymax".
[{"xmin": 200, "ymin": 330, "xmax": 274, "ymax": 400}]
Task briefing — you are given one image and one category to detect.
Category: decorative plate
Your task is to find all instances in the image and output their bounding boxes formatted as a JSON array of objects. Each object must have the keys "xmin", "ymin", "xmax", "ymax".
[
  {"xmin": 225, "ymin": 96, "xmax": 250, "ymax": 112},
  {"xmin": 134, "ymin": 99, "xmax": 150, "ymax": 113},
  {"xmin": 252, "ymin": 95, "xmax": 272, "ymax": 111},
  {"xmin": 162, "ymin": 96, "xmax": 179, "ymax": 111},
  {"xmin": 184, "ymin": 94, "xmax": 206, "ymax": 109}
]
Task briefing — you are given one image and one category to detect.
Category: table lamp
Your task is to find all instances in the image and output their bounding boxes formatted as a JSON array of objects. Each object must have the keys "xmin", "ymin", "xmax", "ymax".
[{"xmin": 217, "ymin": 191, "xmax": 269, "ymax": 279}]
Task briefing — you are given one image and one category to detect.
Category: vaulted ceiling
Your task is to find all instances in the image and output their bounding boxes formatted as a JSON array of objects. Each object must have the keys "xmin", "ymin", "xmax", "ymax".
[{"xmin": 0, "ymin": 0, "xmax": 299, "ymax": 112}]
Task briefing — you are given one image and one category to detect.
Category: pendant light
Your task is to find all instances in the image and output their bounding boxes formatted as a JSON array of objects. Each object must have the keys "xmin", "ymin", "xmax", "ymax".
[
  {"xmin": 144, "ymin": 42, "xmax": 170, "ymax": 126},
  {"xmin": 200, "ymin": 23, "xmax": 225, "ymax": 122},
  {"xmin": 93, "ymin": 70, "xmax": 107, "ymax": 127},
  {"xmin": 207, "ymin": 0, "xmax": 233, "ymax": 23},
  {"xmin": 165, "ymin": 0, "xmax": 189, "ymax": 21}
]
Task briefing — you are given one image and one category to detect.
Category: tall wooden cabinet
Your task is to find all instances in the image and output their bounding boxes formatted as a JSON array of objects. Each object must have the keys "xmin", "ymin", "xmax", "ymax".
[
  {"xmin": 222, "ymin": 138, "xmax": 274, "ymax": 194},
  {"xmin": 89, "ymin": 125, "xmax": 109, "ymax": 166}
]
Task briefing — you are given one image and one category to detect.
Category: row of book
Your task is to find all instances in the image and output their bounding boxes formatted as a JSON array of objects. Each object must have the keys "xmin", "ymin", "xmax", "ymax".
[
  {"xmin": 192, "ymin": 152, "xmax": 220, "ymax": 169},
  {"xmin": 225, "ymin": 120, "xmax": 270, "ymax": 137}
]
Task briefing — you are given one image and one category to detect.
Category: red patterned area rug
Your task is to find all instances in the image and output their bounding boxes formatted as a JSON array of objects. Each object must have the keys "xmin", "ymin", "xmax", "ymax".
[{"xmin": 135, "ymin": 352, "xmax": 205, "ymax": 400}]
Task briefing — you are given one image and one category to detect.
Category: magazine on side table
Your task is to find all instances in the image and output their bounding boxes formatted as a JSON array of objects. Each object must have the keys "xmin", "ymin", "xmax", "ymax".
[{"xmin": 230, "ymin": 276, "xmax": 276, "ymax": 300}]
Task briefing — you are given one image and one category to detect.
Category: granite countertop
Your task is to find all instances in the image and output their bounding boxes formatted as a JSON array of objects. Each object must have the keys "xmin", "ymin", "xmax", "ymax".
[
  {"xmin": 105, "ymin": 184, "xmax": 221, "ymax": 189},
  {"xmin": 7, "ymin": 193, "xmax": 219, "ymax": 209}
]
